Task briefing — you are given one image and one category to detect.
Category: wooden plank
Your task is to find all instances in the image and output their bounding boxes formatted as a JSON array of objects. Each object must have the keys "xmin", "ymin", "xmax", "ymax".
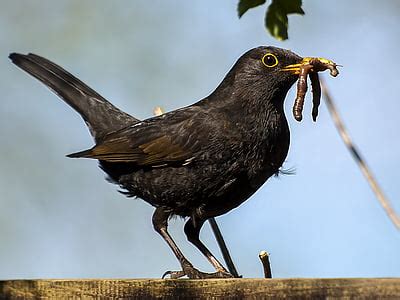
[{"xmin": 1, "ymin": 278, "xmax": 400, "ymax": 299}]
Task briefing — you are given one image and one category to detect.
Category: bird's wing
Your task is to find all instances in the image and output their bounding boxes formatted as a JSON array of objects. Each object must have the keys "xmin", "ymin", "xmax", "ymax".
[
  {"xmin": 77, "ymin": 134, "xmax": 194, "ymax": 165},
  {"xmin": 67, "ymin": 108, "xmax": 209, "ymax": 167}
]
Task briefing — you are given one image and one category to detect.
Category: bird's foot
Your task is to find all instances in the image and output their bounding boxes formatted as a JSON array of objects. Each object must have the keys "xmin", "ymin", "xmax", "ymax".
[{"xmin": 162, "ymin": 264, "xmax": 233, "ymax": 279}]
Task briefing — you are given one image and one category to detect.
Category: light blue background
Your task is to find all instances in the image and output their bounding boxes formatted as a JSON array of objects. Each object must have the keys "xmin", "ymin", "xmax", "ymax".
[{"xmin": 1, "ymin": 1, "xmax": 399, "ymax": 279}]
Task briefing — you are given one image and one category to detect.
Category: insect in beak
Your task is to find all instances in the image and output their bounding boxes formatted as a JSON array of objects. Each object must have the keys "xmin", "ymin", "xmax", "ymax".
[{"xmin": 282, "ymin": 57, "xmax": 340, "ymax": 122}]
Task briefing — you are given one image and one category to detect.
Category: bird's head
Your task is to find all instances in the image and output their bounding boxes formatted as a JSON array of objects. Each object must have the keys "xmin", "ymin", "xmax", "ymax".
[
  {"xmin": 208, "ymin": 46, "xmax": 339, "ymax": 123},
  {"xmin": 230, "ymin": 46, "xmax": 303, "ymax": 93},
  {"xmin": 223, "ymin": 46, "xmax": 337, "ymax": 107},
  {"xmin": 232, "ymin": 46, "xmax": 336, "ymax": 89}
]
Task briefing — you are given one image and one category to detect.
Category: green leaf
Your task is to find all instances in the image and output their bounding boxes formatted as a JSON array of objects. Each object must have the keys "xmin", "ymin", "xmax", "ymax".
[
  {"xmin": 238, "ymin": 0, "xmax": 266, "ymax": 18},
  {"xmin": 265, "ymin": 0, "xmax": 304, "ymax": 40},
  {"xmin": 278, "ymin": 0, "xmax": 305, "ymax": 14},
  {"xmin": 266, "ymin": 3, "xmax": 288, "ymax": 41}
]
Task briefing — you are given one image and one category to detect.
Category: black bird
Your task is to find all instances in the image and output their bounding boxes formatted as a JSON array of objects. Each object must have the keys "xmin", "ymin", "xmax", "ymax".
[{"xmin": 9, "ymin": 47, "xmax": 333, "ymax": 279}]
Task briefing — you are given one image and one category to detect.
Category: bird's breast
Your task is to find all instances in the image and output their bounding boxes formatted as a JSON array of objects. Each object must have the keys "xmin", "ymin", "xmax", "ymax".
[{"xmin": 243, "ymin": 112, "xmax": 290, "ymax": 189}]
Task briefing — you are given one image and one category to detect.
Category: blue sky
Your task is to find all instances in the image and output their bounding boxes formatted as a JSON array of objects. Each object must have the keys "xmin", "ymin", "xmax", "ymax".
[{"xmin": 0, "ymin": 1, "xmax": 399, "ymax": 279}]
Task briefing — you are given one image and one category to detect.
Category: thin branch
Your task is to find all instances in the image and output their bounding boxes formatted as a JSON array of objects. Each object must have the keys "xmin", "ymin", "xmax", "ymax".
[
  {"xmin": 208, "ymin": 218, "xmax": 240, "ymax": 278},
  {"xmin": 321, "ymin": 79, "xmax": 400, "ymax": 230}
]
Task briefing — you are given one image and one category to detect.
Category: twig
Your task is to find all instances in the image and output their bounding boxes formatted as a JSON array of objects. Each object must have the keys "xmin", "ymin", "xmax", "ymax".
[
  {"xmin": 208, "ymin": 218, "xmax": 240, "ymax": 278},
  {"xmin": 259, "ymin": 250, "xmax": 272, "ymax": 278},
  {"xmin": 321, "ymin": 79, "xmax": 400, "ymax": 230}
]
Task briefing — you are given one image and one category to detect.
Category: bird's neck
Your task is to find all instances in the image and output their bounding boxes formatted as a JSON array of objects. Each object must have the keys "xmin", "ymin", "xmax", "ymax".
[
  {"xmin": 237, "ymin": 88, "xmax": 290, "ymax": 147},
  {"xmin": 206, "ymin": 74, "xmax": 291, "ymax": 139},
  {"xmin": 204, "ymin": 76, "xmax": 291, "ymax": 175}
]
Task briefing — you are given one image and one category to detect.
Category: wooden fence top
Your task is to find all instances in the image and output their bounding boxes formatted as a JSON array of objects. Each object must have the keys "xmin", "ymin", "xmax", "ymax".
[{"xmin": 1, "ymin": 278, "xmax": 400, "ymax": 299}]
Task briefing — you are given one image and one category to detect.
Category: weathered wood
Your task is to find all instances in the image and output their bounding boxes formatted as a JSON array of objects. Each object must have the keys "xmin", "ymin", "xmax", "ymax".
[{"xmin": 1, "ymin": 278, "xmax": 400, "ymax": 299}]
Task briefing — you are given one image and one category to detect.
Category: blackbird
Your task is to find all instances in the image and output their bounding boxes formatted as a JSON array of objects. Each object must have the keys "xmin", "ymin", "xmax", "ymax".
[{"xmin": 9, "ymin": 47, "xmax": 335, "ymax": 279}]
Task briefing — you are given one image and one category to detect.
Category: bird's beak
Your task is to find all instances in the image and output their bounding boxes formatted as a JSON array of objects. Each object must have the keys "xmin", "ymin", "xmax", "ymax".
[{"xmin": 282, "ymin": 57, "xmax": 339, "ymax": 76}]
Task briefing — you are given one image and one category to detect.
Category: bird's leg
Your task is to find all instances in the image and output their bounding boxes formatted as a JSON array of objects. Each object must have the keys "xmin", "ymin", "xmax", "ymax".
[
  {"xmin": 184, "ymin": 217, "xmax": 233, "ymax": 278},
  {"xmin": 152, "ymin": 208, "xmax": 192, "ymax": 278},
  {"xmin": 152, "ymin": 208, "xmax": 224, "ymax": 279}
]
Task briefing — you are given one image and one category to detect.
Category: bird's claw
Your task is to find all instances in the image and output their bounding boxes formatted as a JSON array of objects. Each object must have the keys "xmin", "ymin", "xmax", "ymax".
[
  {"xmin": 162, "ymin": 266, "xmax": 233, "ymax": 279},
  {"xmin": 162, "ymin": 270, "xmax": 187, "ymax": 279}
]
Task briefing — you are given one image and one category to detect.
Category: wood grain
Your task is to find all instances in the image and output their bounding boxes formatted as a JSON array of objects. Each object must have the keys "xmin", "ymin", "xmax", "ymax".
[{"xmin": 1, "ymin": 278, "xmax": 400, "ymax": 299}]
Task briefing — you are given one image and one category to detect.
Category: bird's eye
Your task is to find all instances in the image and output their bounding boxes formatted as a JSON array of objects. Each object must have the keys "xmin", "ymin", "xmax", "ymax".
[{"xmin": 262, "ymin": 53, "xmax": 279, "ymax": 68}]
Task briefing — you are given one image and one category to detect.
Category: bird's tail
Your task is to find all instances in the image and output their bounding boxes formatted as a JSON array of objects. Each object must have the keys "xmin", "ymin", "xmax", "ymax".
[{"xmin": 9, "ymin": 53, "xmax": 138, "ymax": 142}]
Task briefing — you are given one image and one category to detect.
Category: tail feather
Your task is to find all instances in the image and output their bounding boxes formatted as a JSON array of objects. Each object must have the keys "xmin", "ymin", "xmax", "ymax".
[
  {"xmin": 66, "ymin": 149, "xmax": 93, "ymax": 158},
  {"xmin": 9, "ymin": 53, "xmax": 138, "ymax": 142}
]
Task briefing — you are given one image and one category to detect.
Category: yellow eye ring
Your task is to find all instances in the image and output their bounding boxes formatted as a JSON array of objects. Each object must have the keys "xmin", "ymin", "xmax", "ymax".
[{"xmin": 262, "ymin": 53, "xmax": 279, "ymax": 67}]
